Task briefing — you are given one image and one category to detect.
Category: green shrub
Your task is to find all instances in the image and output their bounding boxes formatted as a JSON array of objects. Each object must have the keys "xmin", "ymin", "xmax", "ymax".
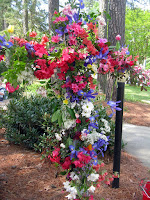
[
  {"xmin": 36, "ymin": 104, "xmax": 116, "ymax": 159},
  {"xmin": 4, "ymin": 95, "xmax": 60, "ymax": 148}
]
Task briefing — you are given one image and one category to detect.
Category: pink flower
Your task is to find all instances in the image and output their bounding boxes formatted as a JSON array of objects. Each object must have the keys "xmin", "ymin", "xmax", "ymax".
[
  {"xmin": 89, "ymin": 195, "xmax": 94, "ymax": 200},
  {"xmin": 62, "ymin": 4, "xmax": 76, "ymax": 17},
  {"xmin": 74, "ymin": 75, "xmax": 84, "ymax": 82},
  {"xmin": 29, "ymin": 31, "xmax": 37, "ymax": 37},
  {"xmin": 6, "ymin": 82, "xmax": 19, "ymax": 93},
  {"xmin": 116, "ymin": 34, "xmax": 121, "ymax": 41},
  {"xmin": 54, "ymin": 10, "xmax": 58, "ymax": 15},
  {"xmin": 71, "ymin": 83, "xmax": 79, "ymax": 93},
  {"xmin": 51, "ymin": 35, "xmax": 60, "ymax": 43},
  {"xmin": 68, "ymin": 35, "xmax": 77, "ymax": 46}
]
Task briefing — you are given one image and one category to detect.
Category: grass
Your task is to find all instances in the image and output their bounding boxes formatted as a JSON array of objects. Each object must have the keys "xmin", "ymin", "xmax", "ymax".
[{"xmin": 125, "ymin": 84, "xmax": 150, "ymax": 103}]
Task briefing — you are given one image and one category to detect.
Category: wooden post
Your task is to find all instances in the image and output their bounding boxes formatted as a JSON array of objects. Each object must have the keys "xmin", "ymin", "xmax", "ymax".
[{"xmin": 112, "ymin": 81, "xmax": 125, "ymax": 188}]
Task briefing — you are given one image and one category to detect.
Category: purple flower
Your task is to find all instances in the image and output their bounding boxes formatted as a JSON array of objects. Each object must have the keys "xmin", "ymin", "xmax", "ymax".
[{"xmin": 107, "ymin": 100, "xmax": 122, "ymax": 118}]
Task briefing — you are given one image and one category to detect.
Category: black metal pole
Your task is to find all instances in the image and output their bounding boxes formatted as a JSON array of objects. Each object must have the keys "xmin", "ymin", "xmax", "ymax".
[{"xmin": 112, "ymin": 82, "xmax": 125, "ymax": 188}]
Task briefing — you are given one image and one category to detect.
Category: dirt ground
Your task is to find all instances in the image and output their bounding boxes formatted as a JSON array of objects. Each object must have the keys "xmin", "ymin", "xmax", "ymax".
[
  {"xmin": 0, "ymin": 101, "xmax": 150, "ymax": 200},
  {"xmin": 123, "ymin": 101, "xmax": 150, "ymax": 127}
]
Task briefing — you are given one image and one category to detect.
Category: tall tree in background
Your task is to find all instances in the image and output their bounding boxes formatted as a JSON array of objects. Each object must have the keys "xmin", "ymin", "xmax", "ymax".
[
  {"xmin": 23, "ymin": 0, "xmax": 29, "ymax": 36},
  {"xmin": 0, "ymin": 0, "xmax": 48, "ymax": 35},
  {"xmin": 0, "ymin": 0, "xmax": 12, "ymax": 31},
  {"xmin": 48, "ymin": 0, "xmax": 59, "ymax": 33}
]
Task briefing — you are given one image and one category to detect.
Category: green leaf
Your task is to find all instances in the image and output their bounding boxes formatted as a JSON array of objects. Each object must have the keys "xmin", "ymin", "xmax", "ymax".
[
  {"xmin": 60, "ymin": 171, "xmax": 67, "ymax": 175},
  {"xmin": 104, "ymin": 11, "xmax": 111, "ymax": 20},
  {"xmin": 66, "ymin": 107, "xmax": 76, "ymax": 119},
  {"xmin": 116, "ymin": 41, "xmax": 120, "ymax": 51},
  {"xmin": 58, "ymin": 113, "xmax": 63, "ymax": 127},
  {"xmin": 4, "ymin": 30, "xmax": 10, "ymax": 40},
  {"xmin": 51, "ymin": 110, "xmax": 60, "ymax": 122}
]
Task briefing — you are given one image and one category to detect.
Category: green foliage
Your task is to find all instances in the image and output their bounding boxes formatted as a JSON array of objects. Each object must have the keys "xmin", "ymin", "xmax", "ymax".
[
  {"xmin": 4, "ymin": 95, "xmax": 60, "ymax": 149},
  {"xmin": 125, "ymin": 8, "xmax": 150, "ymax": 63},
  {"xmin": 146, "ymin": 58, "xmax": 150, "ymax": 69},
  {"xmin": 0, "ymin": 0, "xmax": 48, "ymax": 35},
  {"xmin": 0, "ymin": 61, "xmax": 7, "ymax": 77}
]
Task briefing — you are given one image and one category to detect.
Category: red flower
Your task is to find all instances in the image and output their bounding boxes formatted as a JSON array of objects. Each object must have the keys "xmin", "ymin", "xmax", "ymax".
[
  {"xmin": 76, "ymin": 119, "xmax": 81, "ymax": 123},
  {"xmin": 0, "ymin": 55, "xmax": 4, "ymax": 61},
  {"xmin": 29, "ymin": 31, "xmax": 37, "ymax": 37},
  {"xmin": 61, "ymin": 157, "xmax": 72, "ymax": 170}
]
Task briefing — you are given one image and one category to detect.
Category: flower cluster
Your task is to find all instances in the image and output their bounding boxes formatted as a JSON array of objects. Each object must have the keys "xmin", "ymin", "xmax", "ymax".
[
  {"xmin": 130, "ymin": 65, "xmax": 150, "ymax": 87},
  {"xmin": 0, "ymin": 2, "xmax": 133, "ymax": 200},
  {"xmin": 98, "ymin": 36, "xmax": 138, "ymax": 80}
]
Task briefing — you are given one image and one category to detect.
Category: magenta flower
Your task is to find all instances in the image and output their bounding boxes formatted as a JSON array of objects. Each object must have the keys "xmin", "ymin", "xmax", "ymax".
[{"xmin": 116, "ymin": 34, "xmax": 121, "ymax": 41}]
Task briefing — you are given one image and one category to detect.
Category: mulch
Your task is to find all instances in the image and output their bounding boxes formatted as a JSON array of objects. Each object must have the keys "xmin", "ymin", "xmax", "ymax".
[{"xmin": 0, "ymin": 127, "xmax": 150, "ymax": 200}]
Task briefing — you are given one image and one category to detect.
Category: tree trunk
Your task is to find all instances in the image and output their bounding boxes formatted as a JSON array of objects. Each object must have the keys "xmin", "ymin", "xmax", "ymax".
[
  {"xmin": 98, "ymin": 0, "xmax": 108, "ymax": 95},
  {"xmin": 108, "ymin": 0, "xmax": 126, "ymax": 46},
  {"xmin": 30, "ymin": 0, "xmax": 37, "ymax": 29},
  {"xmin": 23, "ymin": 0, "xmax": 29, "ymax": 37},
  {"xmin": 106, "ymin": 0, "xmax": 126, "ymax": 101},
  {"xmin": 48, "ymin": 0, "xmax": 59, "ymax": 33},
  {"xmin": 99, "ymin": 0, "xmax": 108, "ymax": 38}
]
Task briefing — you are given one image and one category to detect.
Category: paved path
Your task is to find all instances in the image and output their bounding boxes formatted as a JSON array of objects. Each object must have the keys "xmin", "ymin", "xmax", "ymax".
[{"xmin": 122, "ymin": 123, "xmax": 150, "ymax": 168}]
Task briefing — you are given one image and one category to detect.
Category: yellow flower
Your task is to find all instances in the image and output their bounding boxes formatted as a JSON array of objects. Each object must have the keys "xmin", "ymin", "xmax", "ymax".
[
  {"xmin": 3, "ymin": 55, "xmax": 6, "ymax": 61},
  {"xmin": 57, "ymin": 95, "xmax": 61, "ymax": 99},
  {"xmin": 87, "ymin": 64, "xmax": 92, "ymax": 69},
  {"xmin": 7, "ymin": 25, "xmax": 14, "ymax": 33},
  {"xmin": 63, "ymin": 99, "xmax": 68, "ymax": 105}
]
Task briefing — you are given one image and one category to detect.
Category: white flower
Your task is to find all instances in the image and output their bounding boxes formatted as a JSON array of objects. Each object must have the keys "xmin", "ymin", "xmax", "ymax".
[
  {"xmin": 70, "ymin": 172, "xmax": 79, "ymax": 180},
  {"xmin": 63, "ymin": 181, "xmax": 70, "ymax": 189},
  {"xmin": 80, "ymin": 129, "xmax": 88, "ymax": 141},
  {"xmin": 61, "ymin": 129, "xmax": 66, "ymax": 135},
  {"xmin": 66, "ymin": 193, "xmax": 76, "ymax": 200},
  {"xmin": 96, "ymin": 16, "xmax": 106, "ymax": 26},
  {"xmin": 82, "ymin": 101, "xmax": 94, "ymax": 112},
  {"xmin": 60, "ymin": 143, "xmax": 65, "ymax": 148},
  {"xmin": 101, "ymin": 134, "xmax": 108, "ymax": 142},
  {"xmin": 70, "ymin": 101, "xmax": 76, "ymax": 109},
  {"xmin": 81, "ymin": 110, "xmax": 91, "ymax": 118},
  {"xmin": 87, "ymin": 173, "xmax": 99, "ymax": 182},
  {"xmin": 55, "ymin": 133, "xmax": 62, "ymax": 141},
  {"xmin": 88, "ymin": 185, "xmax": 95, "ymax": 193},
  {"xmin": 64, "ymin": 119, "xmax": 76, "ymax": 129}
]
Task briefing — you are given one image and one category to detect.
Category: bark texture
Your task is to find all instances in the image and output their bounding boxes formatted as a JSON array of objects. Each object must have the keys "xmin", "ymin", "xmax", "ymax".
[
  {"xmin": 108, "ymin": 0, "xmax": 126, "ymax": 46},
  {"xmin": 48, "ymin": 0, "xmax": 59, "ymax": 33}
]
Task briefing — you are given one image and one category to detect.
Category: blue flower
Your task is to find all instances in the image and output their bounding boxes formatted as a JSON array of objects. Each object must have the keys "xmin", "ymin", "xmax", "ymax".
[
  {"xmin": 96, "ymin": 49, "xmax": 109, "ymax": 60},
  {"xmin": 25, "ymin": 43, "xmax": 35, "ymax": 54},
  {"xmin": 79, "ymin": 0, "xmax": 85, "ymax": 9},
  {"xmin": 0, "ymin": 35, "xmax": 5, "ymax": 46},
  {"xmin": 77, "ymin": 90, "xmax": 84, "ymax": 96},
  {"xmin": 107, "ymin": 100, "xmax": 122, "ymax": 118},
  {"xmin": 69, "ymin": 145, "xmax": 78, "ymax": 160},
  {"xmin": 3, "ymin": 41, "xmax": 13, "ymax": 48}
]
